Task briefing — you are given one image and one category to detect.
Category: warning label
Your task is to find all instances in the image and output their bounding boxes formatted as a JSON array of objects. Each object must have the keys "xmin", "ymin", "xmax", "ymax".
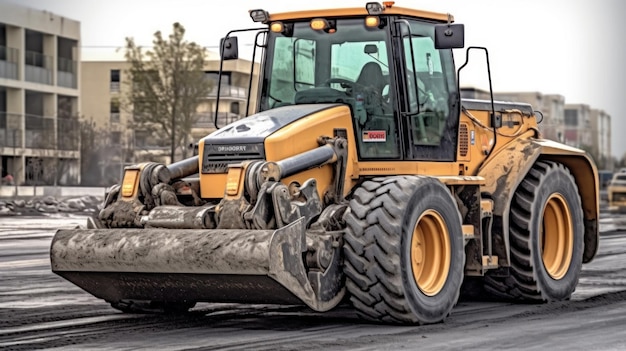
[{"xmin": 362, "ymin": 130, "xmax": 386, "ymax": 142}]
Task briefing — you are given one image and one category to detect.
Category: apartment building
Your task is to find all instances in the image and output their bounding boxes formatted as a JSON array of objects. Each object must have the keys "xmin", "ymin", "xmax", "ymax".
[
  {"xmin": 0, "ymin": 3, "xmax": 80, "ymax": 185},
  {"xmin": 539, "ymin": 94, "xmax": 565, "ymax": 142},
  {"xmin": 80, "ymin": 51, "xmax": 259, "ymax": 182},
  {"xmin": 590, "ymin": 109, "xmax": 611, "ymax": 168},
  {"xmin": 564, "ymin": 103, "xmax": 592, "ymax": 150}
]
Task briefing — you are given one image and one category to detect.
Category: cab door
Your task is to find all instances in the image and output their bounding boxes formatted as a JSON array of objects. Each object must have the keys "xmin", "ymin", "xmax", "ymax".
[{"xmin": 394, "ymin": 19, "xmax": 460, "ymax": 161}]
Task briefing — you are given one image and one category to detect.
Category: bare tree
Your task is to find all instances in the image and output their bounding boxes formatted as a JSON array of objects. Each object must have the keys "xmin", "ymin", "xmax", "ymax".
[{"xmin": 123, "ymin": 22, "xmax": 211, "ymax": 163}]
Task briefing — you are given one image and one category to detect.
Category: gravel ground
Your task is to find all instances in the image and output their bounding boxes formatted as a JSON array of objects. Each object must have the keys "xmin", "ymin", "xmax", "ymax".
[{"xmin": 0, "ymin": 195, "xmax": 103, "ymax": 217}]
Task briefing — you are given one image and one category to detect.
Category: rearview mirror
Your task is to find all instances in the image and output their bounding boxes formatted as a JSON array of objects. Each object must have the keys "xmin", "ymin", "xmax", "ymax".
[
  {"xmin": 364, "ymin": 44, "xmax": 378, "ymax": 54},
  {"xmin": 220, "ymin": 36, "xmax": 239, "ymax": 60},
  {"xmin": 434, "ymin": 24, "xmax": 464, "ymax": 49}
]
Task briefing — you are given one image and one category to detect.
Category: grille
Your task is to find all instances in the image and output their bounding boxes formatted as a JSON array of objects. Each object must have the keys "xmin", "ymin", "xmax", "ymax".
[
  {"xmin": 458, "ymin": 123, "xmax": 469, "ymax": 157},
  {"xmin": 202, "ymin": 143, "xmax": 265, "ymax": 173}
]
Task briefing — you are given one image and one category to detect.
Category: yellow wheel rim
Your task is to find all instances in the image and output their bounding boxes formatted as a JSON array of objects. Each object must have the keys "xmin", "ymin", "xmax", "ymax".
[
  {"xmin": 541, "ymin": 193, "xmax": 573, "ymax": 280},
  {"xmin": 410, "ymin": 210, "xmax": 451, "ymax": 296}
]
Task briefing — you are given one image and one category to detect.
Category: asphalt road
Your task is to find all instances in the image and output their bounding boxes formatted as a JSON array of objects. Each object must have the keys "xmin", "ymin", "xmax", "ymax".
[{"xmin": 1, "ymin": 213, "xmax": 626, "ymax": 350}]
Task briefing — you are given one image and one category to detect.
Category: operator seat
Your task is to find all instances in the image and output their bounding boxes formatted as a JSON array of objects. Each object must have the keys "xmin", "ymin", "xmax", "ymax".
[
  {"xmin": 356, "ymin": 62, "xmax": 386, "ymax": 96},
  {"xmin": 355, "ymin": 61, "xmax": 388, "ymax": 117},
  {"xmin": 354, "ymin": 62, "xmax": 398, "ymax": 158}
]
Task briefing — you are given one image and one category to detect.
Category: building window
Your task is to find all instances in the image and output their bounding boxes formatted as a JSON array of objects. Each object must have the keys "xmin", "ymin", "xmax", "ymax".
[
  {"xmin": 110, "ymin": 99, "xmax": 120, "ymax": 123},
  {"xmin": 110, "ymin": 69, "xmax": 121, "ymax": 92},
  {"xmin": 205, "ymin": 71, "xmax": 230, "ymax": 95},
  {"xmin": 230, "ymin": 102, "xmax": 239, "ymax": 115},
  {"xmin": 564, "ymin": 110, "xmax": 578, "ymax": 126},
  {"xmin": 135, "ymin": 130, "xmax": 147, "ymax": 147},
  {"xmin": 111, "ymin": 131, "xmax": 121, "ymax": 145}
]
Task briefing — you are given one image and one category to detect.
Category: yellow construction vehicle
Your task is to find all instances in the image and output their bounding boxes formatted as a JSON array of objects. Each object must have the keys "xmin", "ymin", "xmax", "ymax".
[
  {"xmin": 50, "ymin": 2, "xmax": 599, "ymax": 324},
  {"xmin": 608, "ymin": 171, "xmax": 626, "ymax": 212}
]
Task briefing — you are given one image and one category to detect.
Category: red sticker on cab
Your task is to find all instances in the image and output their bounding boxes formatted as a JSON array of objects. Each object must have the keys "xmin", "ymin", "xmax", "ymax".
[{"xmin": 362, "ymin": 130, "xmax": 386, "ymax": 142}]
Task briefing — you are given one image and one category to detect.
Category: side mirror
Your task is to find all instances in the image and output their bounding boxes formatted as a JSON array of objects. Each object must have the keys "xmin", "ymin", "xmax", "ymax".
[
  {"xmin": 220, "ymin": 36, "xmax": 239, "ymax": 60},
  {"xmin": 434, "ymin": 24, "xmax": 464, "ymax": 49}
]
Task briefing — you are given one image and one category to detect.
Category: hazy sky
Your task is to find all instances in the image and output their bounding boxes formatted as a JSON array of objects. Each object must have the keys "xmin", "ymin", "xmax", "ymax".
[{"xmin": 4, "ymin": 0, "xmax": 625, "ymax": 157}]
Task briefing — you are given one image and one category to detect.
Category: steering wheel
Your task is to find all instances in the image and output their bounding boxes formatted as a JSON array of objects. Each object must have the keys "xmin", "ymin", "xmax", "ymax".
[
  {"xmin": 323, "ymin": 78, "xmax": 393, "ymax": 116},
  {"xmin": 322, "ymin": 77, "xmax": 361, "ymax": 90}
]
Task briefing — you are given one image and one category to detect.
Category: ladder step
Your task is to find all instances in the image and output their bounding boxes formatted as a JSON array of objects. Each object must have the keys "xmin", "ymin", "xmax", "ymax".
[
  {"xmin": 462, "ymin": 224, "xmax": 475, "ymax": 240},
  {"xmin": 482, "ymin": 255, "xmax": 499, "ymax": 269}
]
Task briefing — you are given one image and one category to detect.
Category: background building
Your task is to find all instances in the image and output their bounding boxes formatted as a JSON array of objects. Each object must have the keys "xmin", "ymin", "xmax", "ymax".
[
  {"xmin": 590, "ymin": 109, "xmax": 611, "ymax": 169},
  {"xmin": 461, "ymin": 87, "xmax": 610, "ymax": 166},
  {"xmin": 0, "ymin": 2, "xmax": 80, "ymax": 185},
  {"xmin": 80, "ymin": 51, "xmax": 259, "ymax": 183},
  {"xmin": 536, "ymin": 94, "xmax": 565, "ymax": 142},
  {"xmin": 563, "ymin": 103, "xmax": 592, "ymax": 150}
]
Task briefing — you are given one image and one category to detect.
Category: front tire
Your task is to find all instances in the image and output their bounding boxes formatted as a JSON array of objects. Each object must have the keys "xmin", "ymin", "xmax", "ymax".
[{"xmin": 343, "ymin": 176, "xmax": 464, "ymax": 324}]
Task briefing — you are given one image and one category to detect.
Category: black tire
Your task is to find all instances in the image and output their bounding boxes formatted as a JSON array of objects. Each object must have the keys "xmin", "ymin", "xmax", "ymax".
[
  {"xmin": 343, "ymin": 176, "xmax": 465, "ymax": 324},
  {"xmin": 485, "ymin": 161, "xmax": 584, "ymax": 301}
]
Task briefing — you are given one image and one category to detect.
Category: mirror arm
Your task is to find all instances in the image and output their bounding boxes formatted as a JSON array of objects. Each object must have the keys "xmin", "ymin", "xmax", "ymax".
[{"xmin": 216, "ymin": 27, "xmax": 265, "ymax": 129}]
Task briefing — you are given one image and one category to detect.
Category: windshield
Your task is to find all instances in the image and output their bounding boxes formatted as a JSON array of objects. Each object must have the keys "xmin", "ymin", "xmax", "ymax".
[
  {"xmin": 259, "ymin": 19, "xmax": 390, "ymax": 111},
  {"xmin": 259, "ymin": 18, "xmax": 401, "ymax": 158}
]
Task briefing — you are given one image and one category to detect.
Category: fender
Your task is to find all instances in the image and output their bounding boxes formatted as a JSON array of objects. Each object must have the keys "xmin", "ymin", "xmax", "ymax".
[{"xmin": 478, "ymin": 136, "xmax": 599, "ymax": 266}]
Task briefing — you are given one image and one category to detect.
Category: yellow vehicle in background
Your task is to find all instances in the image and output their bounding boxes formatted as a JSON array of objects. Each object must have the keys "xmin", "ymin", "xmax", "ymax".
[
  {"xmin": 49, "ymin": 2, "xmax": 599, "ymax": 325},
  {"xmin": 608, "ymin": 172, "xmax": 626, "ymax": 212}
]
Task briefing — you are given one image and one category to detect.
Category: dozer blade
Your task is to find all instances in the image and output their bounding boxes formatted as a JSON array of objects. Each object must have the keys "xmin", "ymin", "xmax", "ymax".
[{"xmin": 50, "ymin": 218, "xmax": 342, "ymax": 311}]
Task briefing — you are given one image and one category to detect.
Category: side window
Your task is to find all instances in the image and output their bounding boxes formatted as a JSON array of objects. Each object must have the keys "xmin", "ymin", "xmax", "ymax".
[
  {"xmin": 266, "ymin": 37, "xmax": 316, "ymax": 108},
  {"xmin": 294, "ymin": 39, "xmax": 316, "ymax": 89},
  {"xmin": 267, "ymin": 37, "xmax": 296, "ymax": 108},
  {"xmin": 403, "ymin": 35, "xmax": 450, "ymax": 145}
]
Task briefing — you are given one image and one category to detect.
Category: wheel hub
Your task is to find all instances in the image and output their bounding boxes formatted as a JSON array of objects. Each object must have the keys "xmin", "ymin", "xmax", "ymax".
[
  {"xmin": 541, "ymin": 193, "xmax": 574, "ymax": 280},
  {"xmin": 410, "ymin": 209, "xmax": 451, "ymax": 296}
]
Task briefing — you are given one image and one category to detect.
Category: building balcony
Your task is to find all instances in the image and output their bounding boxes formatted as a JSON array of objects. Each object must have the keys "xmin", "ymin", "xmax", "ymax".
[
  {"xmin": 57, "ymin": 57, "xmax": 77, "ymax": 89},
  {"xmin": 0, "ymin": 113, "xmax": 80, "ymax": 151},
  {"xmin": 0, "ymin": 46, "xmax": 19, "ymax": 80},
  {"xmin": 24, "ymin": 51, "xmax": 53, "ymax": 85},
  {"xmin": 110, "ymin": 81, "xmax": 120, "ymax": 92},
  {"xmin": 25, "ymin": 114, "xmax": 55, "ymax": 149},
  {"xmin": 0, "ymin": 112, "xmax": 23, "ymax": 148},
  {"xmin": 57, "ymin": 116, "xmax": 80, "ymax": 151},
  {"xmin": 193, "ymin": 112, "xmax": 241, "ymax": 128},
  {"xmin": 208, "ymin": 85, "xmax": 248, "ymax": 99}
]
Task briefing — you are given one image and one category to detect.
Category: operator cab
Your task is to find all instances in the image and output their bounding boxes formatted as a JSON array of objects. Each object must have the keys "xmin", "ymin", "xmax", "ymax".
[{"xmin": 224, "ymin": 2, "xmax": 465, "ymax": 162}]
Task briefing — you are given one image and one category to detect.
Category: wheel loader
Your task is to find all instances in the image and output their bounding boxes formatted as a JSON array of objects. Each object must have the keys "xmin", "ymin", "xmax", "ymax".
[{"xmin": 50, "ymin": 2, "xmax": 599, "ymax": 324}]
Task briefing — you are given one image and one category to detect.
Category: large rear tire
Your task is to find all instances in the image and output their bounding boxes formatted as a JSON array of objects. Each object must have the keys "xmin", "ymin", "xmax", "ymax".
[
  {"xmin": 485, "ymin": 161, "xmax": 584, "ymax": 301},
  {"xmin": 343, "ymin": 176, "xmax": 464, "ymax": 324}
]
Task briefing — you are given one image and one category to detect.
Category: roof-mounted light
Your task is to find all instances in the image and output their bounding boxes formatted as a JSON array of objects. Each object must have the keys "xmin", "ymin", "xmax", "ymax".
[
  {"xmin": 249, "ymin": 9, "xmax": 269, "ymax": 23},
  {"xmin": 310, "ymin": 18, "xmax": 329, "ymax": 31},
  {"xmin": 365, "ymin": 16, "xmax": 380, "ymax": 28},
  {"xmin": 270, "ymin": 22, "xmax": 284, "ymax": 33}
]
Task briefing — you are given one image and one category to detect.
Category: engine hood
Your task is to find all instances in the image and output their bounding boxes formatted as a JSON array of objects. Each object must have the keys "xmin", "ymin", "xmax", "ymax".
[
  {"xmin": 199, "ymin": 103, "xmax": 343, "ymax": 174},
  {"xmin": 202, "ymin": 104, "xmax": 341, "ymax": 145}
]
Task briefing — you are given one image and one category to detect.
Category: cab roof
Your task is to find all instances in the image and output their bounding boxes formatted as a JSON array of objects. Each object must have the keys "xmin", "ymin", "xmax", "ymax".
[{"xmin": 267, "ymin": 5, "xmax": 453, "ymax": 23}]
